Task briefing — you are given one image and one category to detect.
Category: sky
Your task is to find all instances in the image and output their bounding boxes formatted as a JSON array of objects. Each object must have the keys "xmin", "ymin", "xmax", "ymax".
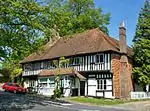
[{"xmin": 94, "ymin": 0, "xmax": 145, "ymax": 46}]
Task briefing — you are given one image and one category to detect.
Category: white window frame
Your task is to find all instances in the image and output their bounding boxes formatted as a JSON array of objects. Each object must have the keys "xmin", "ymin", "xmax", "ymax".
[
  {"xmin": 40, "ymin": 62, "xmax": 44, "ymax": 69},
  {"xmin": 95, "ymin": 54, "xmax": 104, "ymax": 64},
  {"xmin": 49, "ymin": 77, "xmax": 55, "ymax": 88},
  {"xmin": 39, "ymin": 77, "xmax": 47, "ymax": 83}
]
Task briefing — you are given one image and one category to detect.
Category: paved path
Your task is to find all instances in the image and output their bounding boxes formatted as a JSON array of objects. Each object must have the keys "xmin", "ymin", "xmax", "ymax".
[{"xmin": 0, "ymin": 90, "xmax": 128, "ymax": 111}]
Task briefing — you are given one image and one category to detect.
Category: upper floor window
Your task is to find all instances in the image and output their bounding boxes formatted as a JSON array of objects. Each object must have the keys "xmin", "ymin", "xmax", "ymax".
[
  {"xmin": 48, "ymin": 61, "xmax": 55, "ymax": 69},
  {"xmin": 34, "ymin": 62, "xmax": 41, "ymax": 70},
  {"xmin": 95, "ymin": 54, "xmax": 104, "ymax": 64},
  {"xmin": 70, "ymin": 57, "xmax": 81, "ymax": 65},
  {"xmin": 41, "ymin": 62, "xmax": 44, "ymax": 69},
  {"xmin": 24, "ymin": 63, "xmax": 33, "ymax": 71}
]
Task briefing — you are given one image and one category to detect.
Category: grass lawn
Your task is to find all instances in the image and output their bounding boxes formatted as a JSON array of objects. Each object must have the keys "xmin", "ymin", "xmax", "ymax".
[{"xmin": 66, "ymin": 97, "xmax": 150, "ymax": 106}]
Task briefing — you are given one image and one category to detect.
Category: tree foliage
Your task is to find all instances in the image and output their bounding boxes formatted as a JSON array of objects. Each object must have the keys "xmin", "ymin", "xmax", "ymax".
[
  {"xmin": 0, "ymin": 0, "xmax": 46, "ymax": 81},
  {"xmin": 0, "ymin": 0, "xmax": 110, "ymax": 81},
  {"xmin": 132, "ymin": 0, "xmax": 150, "ymax": 85},
  {"xmin": 67, "ymin": 0, "xmax": 110, "ymax": 34},
  {"xmin": 45, "ymin": 0, "xmax": 110, "ymax": 36}
]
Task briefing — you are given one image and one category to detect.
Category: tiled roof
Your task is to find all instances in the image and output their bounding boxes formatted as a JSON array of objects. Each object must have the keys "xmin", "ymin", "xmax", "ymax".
[
  {"xmin": 39, "ymin": 68, "xmax": 86, "ymax": 80},
  {"xmin": 20, "ymin": 28, "xmax": 133, "ymax": 63}
]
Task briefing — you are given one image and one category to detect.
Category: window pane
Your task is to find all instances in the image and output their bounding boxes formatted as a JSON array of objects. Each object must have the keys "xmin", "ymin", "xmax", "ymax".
[
  {"xmin": 40, "ymin": 78, "xmax": 47, "ymax": 82},
  {"xmin": 49, "ymin": 83, "xmax": 55, "ymax": 88},
  {"xmin": 104, "ymin": 84, "xmax": 106, "ymax": 90},
  {"xmin": 49, "ymin": 77, "xmax": 54, "ymax": 83},
  {"xmin": 41, "ymin": 62, "xmax": 44, "ymax": 69},
  {"xmin": 100, "ymin": 84, "xmax": 103, "ymax": 89},
  {"xmin": 100, "ymin": 55, "xmax": 104, "ymax": 62},
  {"xmin": 70, "ymin": 58, "xmax": 74, "ymax": 65},
  {"xmin": 60, "ymin": 79, "xmax": 64, "ymax": 87},
  {"xmin": 97, "ymin": 80, "xmax": 99, "ymax": 89},
  {"xmin": 100, "ymin": 80, "xmax": 103, "ymax": 84},
  {"xmin": 95, "ymin": 55, "xmax": 100, "ymax": 63}
]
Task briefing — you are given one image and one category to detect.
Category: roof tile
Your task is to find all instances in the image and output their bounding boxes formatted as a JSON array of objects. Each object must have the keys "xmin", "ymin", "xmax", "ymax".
[{"xmin": 21, "ymin": 28, "xmax": 132, "ymax": 63}]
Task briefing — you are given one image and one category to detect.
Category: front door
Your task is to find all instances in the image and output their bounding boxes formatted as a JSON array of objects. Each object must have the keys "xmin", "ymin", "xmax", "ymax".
[{"xmin": 80, "ymin": 81, "xmax": 85, "ymax": 96}]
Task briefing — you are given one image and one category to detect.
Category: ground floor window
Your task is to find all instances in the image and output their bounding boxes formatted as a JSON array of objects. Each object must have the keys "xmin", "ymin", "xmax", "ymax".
[
  {"xmin": 49, "ymin": 77, "xmax": 55, "ymax": 88},
  {"xmin": 97, "ymin": 79, "xmax": 112, "ymax": 90},
  {"xmin": 39, "ymin": 78, "xmax": 47, "ymax": 88},
  {"xmin": 29, "ymin": 80, "xmax": 36, "ymax": 87},
  {"xmin": 97, "ymin": 79, "xmax": 106, "ymax": 90}
]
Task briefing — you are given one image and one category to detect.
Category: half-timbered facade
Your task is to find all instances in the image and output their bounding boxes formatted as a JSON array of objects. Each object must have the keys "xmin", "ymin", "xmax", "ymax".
[{"xmin": 21, "ymin": 23, "xmax": 133, "ymax": 99}]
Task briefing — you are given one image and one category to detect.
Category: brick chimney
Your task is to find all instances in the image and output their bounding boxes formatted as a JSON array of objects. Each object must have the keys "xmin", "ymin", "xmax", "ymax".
[
  {"xmin": 119, "ymin": 21, "xmax": 130, "ymax": 99},
  {"xmin": 119, "ymin": 21, "xmax": 127, "ymax": 62}
]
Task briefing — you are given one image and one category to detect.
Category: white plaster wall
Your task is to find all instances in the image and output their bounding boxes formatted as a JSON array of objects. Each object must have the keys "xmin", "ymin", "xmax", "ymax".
[
  {"xmin": 105, "ymin": 79, "xmax": 113, "ymax": 98},
  {"xmin": 97, "ymin": 92, "xmax": 103, "ymax": 97},
  {"xmin": 85, "ymin": 81, "xmax": 87, "ymax": 96},
  {"xmin": 105, "ymin": 92, "xmax": 112, "ymax": 98},
  {"xmin": 24, "ymin": 80, "xmax": 29, "ymax": 88},
  {"xmin": 88, "ymin": 79, "xmax": 97, "ymax": 96}
]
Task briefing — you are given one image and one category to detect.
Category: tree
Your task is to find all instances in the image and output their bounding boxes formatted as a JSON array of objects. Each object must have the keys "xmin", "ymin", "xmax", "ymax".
[
  {"xmin": 132, "ymin": 0, "xmax": 150, "ymax": 86},
  {"xmin": 0, "ymin": 68, "xmax": 11, "ymax": 82},
  {"xmin": 66, "ymin": 0, "xmax": 110, "ymax": 35},
  {"xmin": 52, "ymin": 57, "xmax": 69, "ymax": 99},
  {"xmin": 0, "ymin": 0, "xmax": 46, "ymax": 60},
  {"xmin": 0, "ymin": 0, "xmax": 110, "ymax": 82},
  {"xmin": 0, "ymin": 0, "xmax": 47, "ymax": 81},
  {"xmin": 42, "ymin": 0, "xmax": 110, "ymax": 37}
]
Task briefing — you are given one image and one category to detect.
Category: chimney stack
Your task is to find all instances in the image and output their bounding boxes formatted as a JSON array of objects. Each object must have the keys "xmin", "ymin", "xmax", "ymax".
[
  {"xmin": 119, "ymin": 21, "xmax": 127, "ymax": 54},
  {"xmin": 119, "ymin": 21, "xmax": 130, "ymax": 99}
]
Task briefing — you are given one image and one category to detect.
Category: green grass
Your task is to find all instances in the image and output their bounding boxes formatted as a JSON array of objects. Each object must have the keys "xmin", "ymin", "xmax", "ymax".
[{"xmin": 66, "ymin": 97, "xmax": 150, "ymax": 106}]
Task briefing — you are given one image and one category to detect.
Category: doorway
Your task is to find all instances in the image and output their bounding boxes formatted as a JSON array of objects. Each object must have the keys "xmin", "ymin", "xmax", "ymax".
[{"xmin": 80, "ymin": 81, "xmax": 85, "ymax": 96}]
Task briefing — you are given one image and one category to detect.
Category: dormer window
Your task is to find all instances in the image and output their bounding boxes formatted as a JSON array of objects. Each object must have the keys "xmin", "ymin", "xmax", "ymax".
[{"xmin": 95, "ymin": 54, "xmax": 104, "ymax": 64}]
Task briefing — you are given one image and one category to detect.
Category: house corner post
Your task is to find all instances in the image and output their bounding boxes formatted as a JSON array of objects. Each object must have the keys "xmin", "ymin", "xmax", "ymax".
[{"xmin": 78, "ymin": 78, "xmax": 80, "ymax": 96}]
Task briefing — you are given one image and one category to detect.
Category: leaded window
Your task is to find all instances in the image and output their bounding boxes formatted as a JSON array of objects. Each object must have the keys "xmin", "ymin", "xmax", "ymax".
[
  {"xmin": 95, "ymin": 54, "xmax": 104, "ymax": 63},
  {"xmin": 70, "ymin": 57, "xmax": 81, "ymax": 65},
  {"xmin": 97, "ymin": 79, "xmax": 106, "ymax": 90}
]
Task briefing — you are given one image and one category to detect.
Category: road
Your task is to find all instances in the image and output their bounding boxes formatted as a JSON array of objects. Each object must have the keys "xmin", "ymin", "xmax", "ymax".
[{"xmin": 0, "ymin": 91, "xmax": 129, "ymax": 111}]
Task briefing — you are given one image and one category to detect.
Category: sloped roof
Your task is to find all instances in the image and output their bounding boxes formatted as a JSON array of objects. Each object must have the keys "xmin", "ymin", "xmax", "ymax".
[
  {"xmin": 21, "ymin": 28, "xmax": 133, "ymax": 63},
  {"xmin": 39, "ymin": 68, "xmax": 86, "ymax": 80}
]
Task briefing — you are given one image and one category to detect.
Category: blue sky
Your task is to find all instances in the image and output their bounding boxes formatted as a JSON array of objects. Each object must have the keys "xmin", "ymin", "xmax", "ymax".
[{"xmin": 94, "ymin": 0, "xmax": 144, "ymax": 46}]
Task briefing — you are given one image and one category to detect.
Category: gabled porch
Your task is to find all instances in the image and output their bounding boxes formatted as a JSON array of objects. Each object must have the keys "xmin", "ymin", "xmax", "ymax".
[{"xmin": 38, "ymin": 68, "xmax": 86, "ymax": 97}]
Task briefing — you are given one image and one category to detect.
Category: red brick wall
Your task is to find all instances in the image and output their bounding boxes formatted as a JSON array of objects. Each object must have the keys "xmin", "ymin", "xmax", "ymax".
[
  {"xmin": 112, "ymin": 54, "xmax": 133, "ymax": 98},
  {"xmin": 128, "ymin": 58, "xmax": 133, "ymax": 92},
  {"xmin": 112, "ymin": 54, "xmax": 121, "ymax": 98}
]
